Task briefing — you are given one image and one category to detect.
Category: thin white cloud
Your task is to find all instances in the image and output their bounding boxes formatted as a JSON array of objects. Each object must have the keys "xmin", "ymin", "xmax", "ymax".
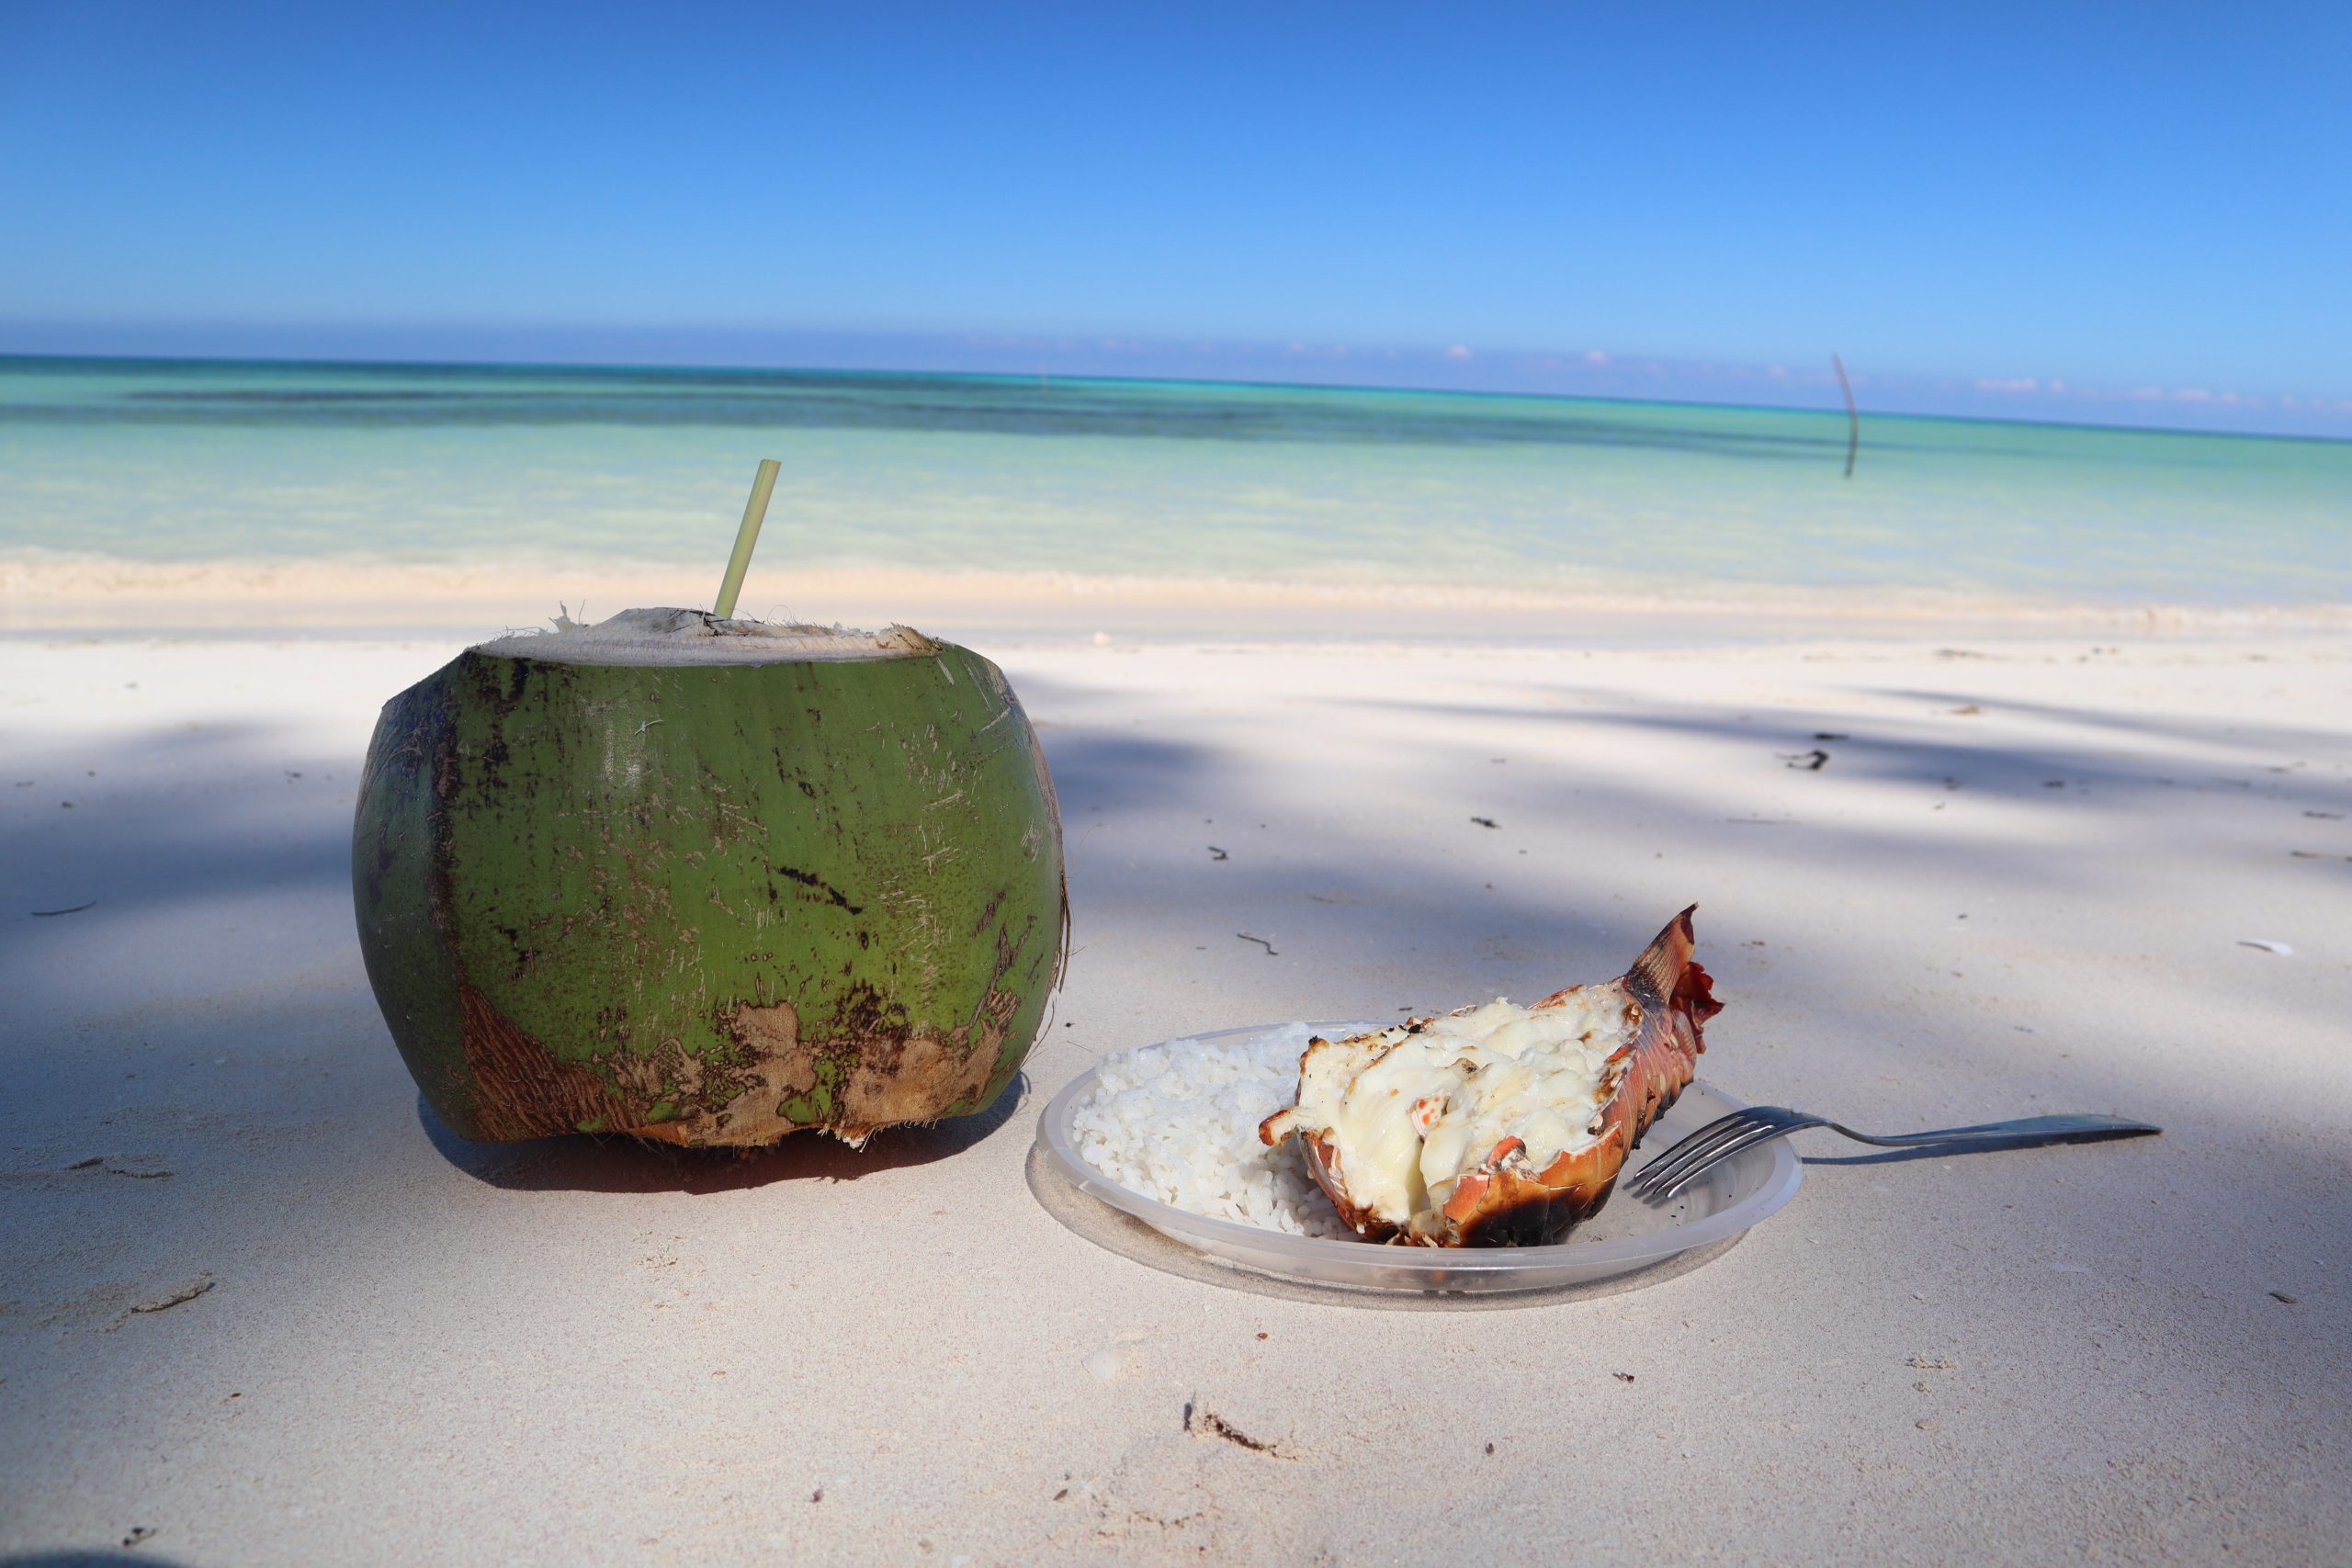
[{"xmin": 1444, "ymin": 344, "xmax": 1472, "ymax": 361}]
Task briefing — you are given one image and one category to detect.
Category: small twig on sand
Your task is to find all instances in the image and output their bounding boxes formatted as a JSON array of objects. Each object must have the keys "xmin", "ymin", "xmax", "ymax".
[
  {"xmin": 1237, "ymin": 933, "xmax": 1278, "ymax": 956},
  {"xmin": 1833, "ymin": 353, "xmax": 1860, "ymax": 479},
  {"xmin": 129, "ymin": 1274, "xmax": 215, "ymax": 1315},
  {"xmin": 1183, "ymin": 1397, "xmax": 1280, "ymax": 1453}
]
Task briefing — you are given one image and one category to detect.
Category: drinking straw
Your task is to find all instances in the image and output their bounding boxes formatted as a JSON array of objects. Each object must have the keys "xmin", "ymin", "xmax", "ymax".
[{"xmin": 714, "ymin": 457, "xmax": 781, "ymax": 618}]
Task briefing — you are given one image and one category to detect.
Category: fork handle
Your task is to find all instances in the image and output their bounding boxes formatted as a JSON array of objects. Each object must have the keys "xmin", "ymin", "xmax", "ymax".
[{"xmin": 1827, "ymin": 1112, "xmax": 2161, "ymax": 1148}]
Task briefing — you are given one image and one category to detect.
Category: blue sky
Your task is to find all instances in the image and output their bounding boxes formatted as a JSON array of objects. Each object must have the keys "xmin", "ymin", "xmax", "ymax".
[{"xmin": 4, "ymin": 2, "xmax": 2347, "ymax": 434}]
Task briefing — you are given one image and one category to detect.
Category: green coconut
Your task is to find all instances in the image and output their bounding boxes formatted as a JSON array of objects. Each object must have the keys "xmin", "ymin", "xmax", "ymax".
[{"xmin": 351, "ymin": 607, "xmax": 1068, "ymax": 1146}]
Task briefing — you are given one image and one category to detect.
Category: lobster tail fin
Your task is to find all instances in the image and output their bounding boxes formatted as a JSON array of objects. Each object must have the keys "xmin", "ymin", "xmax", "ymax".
[{"xmin": 1626, "ymin": 904, "xmax": 1723, "ymax": 1032}]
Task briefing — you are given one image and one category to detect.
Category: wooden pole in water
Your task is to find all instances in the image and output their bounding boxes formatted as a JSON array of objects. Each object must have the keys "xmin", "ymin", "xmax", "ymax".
[
  {"xmin": 1832, "ymin": 355, "xmax": 1860, "ymax": 479},
  {"xmin": 714, "ymin": 458, "xmax": 781, "ymax": 618}
]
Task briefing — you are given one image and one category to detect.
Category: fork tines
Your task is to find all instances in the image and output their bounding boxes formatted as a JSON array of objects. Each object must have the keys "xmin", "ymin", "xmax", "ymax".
[{"xmin": 1625, "ymin": 1108, "xmax": 1780, "ymax": 1200}]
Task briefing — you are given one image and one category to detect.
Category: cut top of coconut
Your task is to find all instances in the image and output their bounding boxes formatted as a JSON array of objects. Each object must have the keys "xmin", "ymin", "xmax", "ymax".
[{"xmin": 473, "ymin": 607, "xmax": 943, "ymax": 667}]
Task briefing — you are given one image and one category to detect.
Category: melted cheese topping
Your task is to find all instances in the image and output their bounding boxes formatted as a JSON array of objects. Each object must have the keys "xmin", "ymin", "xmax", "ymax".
[
  {"xmin": 1324, "ymin": 1031, "xmax": 1477, "ymax": 1224},
  {"xmin": 1290, "ymin": 987, "xmax": 1637, "ymax": 1231}
]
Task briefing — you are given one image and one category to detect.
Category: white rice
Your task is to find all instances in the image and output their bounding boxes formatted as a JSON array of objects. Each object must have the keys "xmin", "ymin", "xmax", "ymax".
[{"xmin": 1067, "ymin": 1023, "xmax": 1356, "ymax": 1239}]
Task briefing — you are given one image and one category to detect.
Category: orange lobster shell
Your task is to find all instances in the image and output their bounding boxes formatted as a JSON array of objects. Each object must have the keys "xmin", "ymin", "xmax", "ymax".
[{"xmin": 1261, "ymin": 907, "xmax": 1721, "ymax": 1247}]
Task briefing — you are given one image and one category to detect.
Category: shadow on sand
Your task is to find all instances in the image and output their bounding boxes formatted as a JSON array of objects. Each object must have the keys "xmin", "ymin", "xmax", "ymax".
[
  {"xmin": 3, "ymin": 660, "xmax": 2343, "ymax": 1438},
  {"xmin": 416, "ymin": 1074, "xmax": 1033, "ymax": 1195}
]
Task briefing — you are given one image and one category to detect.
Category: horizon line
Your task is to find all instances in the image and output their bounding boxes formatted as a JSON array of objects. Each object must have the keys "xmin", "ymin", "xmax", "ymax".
[{"xmin": 2, "ymin": 346, "xmax": 2346, "ymax": 448}]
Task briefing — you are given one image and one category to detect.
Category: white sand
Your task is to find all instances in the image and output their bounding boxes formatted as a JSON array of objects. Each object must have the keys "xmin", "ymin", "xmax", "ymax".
[
  {"xmin": 2, "ymin": 604, "xmax": 2347, "ymax": 1564},
  {"xmin": 8, "ymin": 553, "xmax": 2348, "ymax": 639}
]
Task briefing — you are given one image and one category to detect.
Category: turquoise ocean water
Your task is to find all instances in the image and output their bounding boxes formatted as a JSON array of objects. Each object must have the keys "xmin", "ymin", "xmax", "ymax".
[{"xmin": 3, "ymin": 355, "xmax": 2346, "ymax": 605}]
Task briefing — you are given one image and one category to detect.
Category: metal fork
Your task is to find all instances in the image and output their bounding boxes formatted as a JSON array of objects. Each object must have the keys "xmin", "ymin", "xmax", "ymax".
[{"xmin": 1625, "ymin": 1106, "xmax": 2161, "ymax": 1201}]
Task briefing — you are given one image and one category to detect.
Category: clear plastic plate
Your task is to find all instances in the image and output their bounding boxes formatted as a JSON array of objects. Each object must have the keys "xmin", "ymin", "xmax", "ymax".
[{"xmin": 1032, "ymin": 1021, "xmax": 1802, "ymax": 1300}]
